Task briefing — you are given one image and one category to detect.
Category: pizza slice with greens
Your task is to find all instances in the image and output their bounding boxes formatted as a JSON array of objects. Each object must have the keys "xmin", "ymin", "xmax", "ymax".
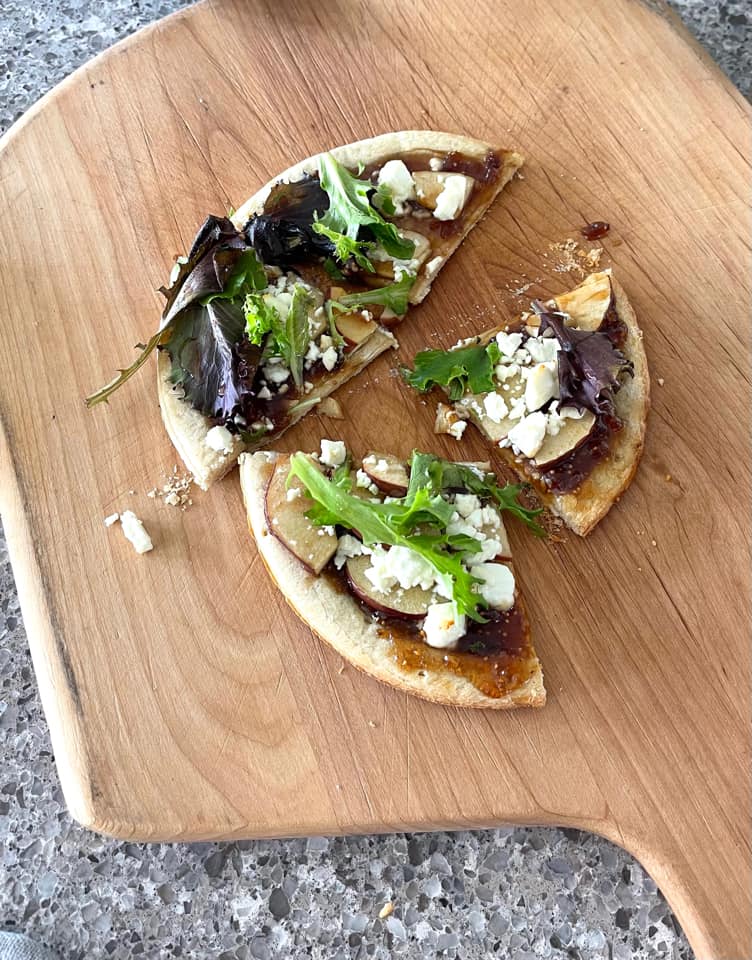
[
  {"xmin": 240, "ymin": 441, "xmax": 545, "ymax": 709},
  {"xmin": 86, "ymin": 131, "xmax": 522, "ymax": 489},
  {"xmin": 404, "ymin": 270, "xmax": 650, "ymax": 535}
]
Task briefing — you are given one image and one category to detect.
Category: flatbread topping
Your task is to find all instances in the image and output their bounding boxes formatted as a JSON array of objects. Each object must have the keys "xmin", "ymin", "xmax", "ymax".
[{"xmin": 243, "ymin": 442, "xmax": 545, "ymax": 706}]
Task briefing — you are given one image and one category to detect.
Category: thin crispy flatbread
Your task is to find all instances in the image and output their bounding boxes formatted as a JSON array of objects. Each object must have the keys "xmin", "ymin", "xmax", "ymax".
[
  {"xmin": 239, "ymin": 451, "xmax": 545, "ymax": 710},
  {"xmin": 159, "ymin": 131, "xmax": 522, "ymax": 489},
  {"xmin": 449, "ymin": 270, "xmax": 649, "ymax": 536}
]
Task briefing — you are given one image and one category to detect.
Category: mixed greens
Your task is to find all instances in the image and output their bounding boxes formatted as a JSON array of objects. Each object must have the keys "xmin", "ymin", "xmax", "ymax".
[
  {"xmin": 402, "ymin": 339, "xmax": 501, "ymax": 400},
  {"xmin": 288, "ymin": 450, "xmax": 543, "ymax": 621},
  {"xmin": 86, "ymin": 154, "xmax": 417, "ymax": 424},
  {"xmin": 533, "ymin": 302, "xmax": 633, "ymax": 418}
]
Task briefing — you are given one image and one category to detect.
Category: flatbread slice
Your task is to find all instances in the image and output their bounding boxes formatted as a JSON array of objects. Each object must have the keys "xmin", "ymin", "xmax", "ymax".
[
  {"xmin": 407, "ymin": 270, "xmax": 649, "ymax": 536},
  {"xmin": 239, "ymin": 445, "xmax": 545, "ymax": 710},
  {"xmin": 85, "ymin": 131, "xmax": 522, "ymax": 491}
]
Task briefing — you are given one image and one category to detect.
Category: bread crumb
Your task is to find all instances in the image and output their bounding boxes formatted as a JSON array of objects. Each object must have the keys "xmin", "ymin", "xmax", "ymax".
[
  {"xmin": 651, "ymin": 539, "xmax": 657, "ymax": 547},
  {"xmin": 657, "ymin": 377, "xmax": 665, "ymax": 386},
  {"xmin": 317, "ymin": 396, "xmax": 345, "ymax": 420},
  {"xmin": 368, "ymin": 720, "xmax": 377, "ymax": 728},
  {"xmin": 378, "ymin": 902, "xmax": 394, "ymax": 919},
  {"xmin": 337, "ymin": 664, "xmax": 345, "ymax": 674},
  {"xmin": 150, "ymin": 467, "xmax": 194, "ymax": 510},
  {"xmin": 665, "ymin": 474, "xmax": 672, "ymax": 482}
]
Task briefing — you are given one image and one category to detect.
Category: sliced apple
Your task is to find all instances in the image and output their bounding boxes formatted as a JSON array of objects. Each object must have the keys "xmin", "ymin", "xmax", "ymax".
[
  {"xmin": 526, "ymin": 272, "xmax": 613, "ymax": 334},
  {"xmin": 334, "ymin": 310, "xmax": 378, "ymax": 345},
  {"xmin": 346, "ymin": 555, "xmax": 432, "ymax": 620},
  {"xmin": 264, "ymin": 456, "xmax": 337, "ymax": 574},
  {"xmin": 362, "ymin": 452, "xmax": 409, "ymax": 496},
  {"xmin": 456, "ymin": 373, "xmax": 527, "ymax": 444},
  {"xmin": 533, "ymin": 411, "xmax": 596, "ymax": 469}
]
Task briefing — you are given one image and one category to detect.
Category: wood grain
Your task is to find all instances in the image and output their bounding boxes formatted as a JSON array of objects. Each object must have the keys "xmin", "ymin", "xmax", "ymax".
[{"xmin": 0, "ymin": 1, "xmax": 749, "ymax": 956}]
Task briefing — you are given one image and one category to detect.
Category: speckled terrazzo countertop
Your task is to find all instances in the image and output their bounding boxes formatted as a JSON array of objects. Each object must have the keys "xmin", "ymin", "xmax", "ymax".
[{"xmin": 0, "ymin": 2, "xmax": 749, "ymax": 958}]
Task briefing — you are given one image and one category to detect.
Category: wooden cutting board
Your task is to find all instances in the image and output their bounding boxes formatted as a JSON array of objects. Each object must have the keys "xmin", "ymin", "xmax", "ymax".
[{"xmin": 0, "ymin": 0, "xmax": 749, "ymax": 955}]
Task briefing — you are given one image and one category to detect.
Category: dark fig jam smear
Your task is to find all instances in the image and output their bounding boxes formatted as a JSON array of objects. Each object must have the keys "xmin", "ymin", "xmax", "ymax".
[
  {"xmin": 581, "ymin": 220, "xmax": 610, "ymax": 240},
  {"xmin": 324, "ymin": 569, "xmax": 537, "ymax": 699}
]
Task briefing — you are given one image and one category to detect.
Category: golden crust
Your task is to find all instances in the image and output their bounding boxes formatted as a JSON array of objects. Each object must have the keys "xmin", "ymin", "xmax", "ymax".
[{"xmin": 239, "ymin": 452, "xmax": 545, "ymax": 710}]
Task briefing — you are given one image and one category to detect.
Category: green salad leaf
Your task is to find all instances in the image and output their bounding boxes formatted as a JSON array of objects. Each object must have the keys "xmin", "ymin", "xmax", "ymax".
[
  {"xmin": 244, "ymin": 283, "xmax": 314, "ymax": 387},
  {"xmin": 200, "ymin": 249, "xmax": 266, "ymax": 305},
  {"xmin": 331, "ymin": 273, "xmax": 416, "ymax": 318},
  {"xmin": 312, "ymin": 153, "xmax": 415, "ymax": 270},
  {"xmin": 288, "ymin": 449, "xmax": 546, "ymax": 618},
  {"xmin": 414, "ymin": 454, "xmax": 545, "ymax": 537},
  {"xmin": 402, "ymin": 340, "xmax": 501, "ymax": 401}
]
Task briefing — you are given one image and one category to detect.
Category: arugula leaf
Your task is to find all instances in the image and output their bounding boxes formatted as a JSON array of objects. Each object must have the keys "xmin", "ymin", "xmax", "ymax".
[
  {"xmin": 331, "ymin": 273, "xmax": 416, "ymax": 318},
  {"xmin": 431, "ymin": 459, "xmax": 545, "ymax": 536},
  {"xmin": 404, "ymin": 451, "xmax": 544, "ymax": 536},
  {"xmin": 289, "ymin": 452, "xmax": 484, "ymax": 619},
  {"xmin": 323, "ymin": 257, "xmax": 345, "ymax": 280},
  {"xmin": 402, "ymin": 340, "xmax": 501, "ymax": 401},
  {"xmin": 312, "ymin": 153, "xmax": 415, "ymax": 266}
]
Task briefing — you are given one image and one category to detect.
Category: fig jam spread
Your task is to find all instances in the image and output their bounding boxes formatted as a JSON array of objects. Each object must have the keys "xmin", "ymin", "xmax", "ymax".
[
  {"xmin": 538, "ymin": 416, "xmax": 619, "ymax": 494},
  {"xmin": 581, "ymin": 220, "xmax": 610, "ymax": 240},
  {"xmin": 325, "ymin": 569, "xmax": 536, "ymax": 699},
  {"xmin": 380, "ymin": 602, "xmax": 537, "ymax": 700}
]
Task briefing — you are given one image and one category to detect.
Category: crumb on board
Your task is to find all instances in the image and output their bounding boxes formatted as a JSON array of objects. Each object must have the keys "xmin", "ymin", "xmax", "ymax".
[
  {"xmin": 378, "ymin": 902, "xmax": 394, "ymax": 919},
  {"xmin": 657, "ymin": 377, "xmax": 665, "ymax": 386},
  {"xmin": 651, "ymin": 539, "xmax": 657, "ymax": 547},
  {"xmin": 103, "ymin": 513, "xmax": 119, "ymax": 527},
  {"xmin": 545, "ymin": 238, "xmax": 606, "ymax": 278},
  {"xmin": 150, "ymin": 466, "xmax": 194, "ymax": 509},
  {"xmin": 317, "ymin": 396, "xmax": 345, "ymax": 420}
]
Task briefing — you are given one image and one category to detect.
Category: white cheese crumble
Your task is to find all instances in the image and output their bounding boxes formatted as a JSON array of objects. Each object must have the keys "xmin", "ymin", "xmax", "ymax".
[
  {"xmin": 483, "ymin": 392, "xmax": 509, "ymax": 423},
  {"xmin": 263, "ymin": 363, "xmax": 290, "ymax": 385},
  {"xmin": 320, "ymin": 439, "xmax": 347, "ymax": 467},
  {"xmin": 525, "ymin": 336, "xmax": 560, "ymax": 363},
  {"xmin": 472, "ymin": 563, "xmax": 515, "ymax": 610},
  {"xmin": 524, "ymin": 362, "xmax": 558, "ymax": 412},
  {"xmin": 454, "ymin": 494, "xmax": 481, "ymax": 518},
  {"xmin": 466, "ymin": 538, "xmax": 504, "ymax": 566},
  {"xmin": 204, "ymin": 424, "xmax": 234, "ymax": 453},
  {"xmin": 119, "ymin": 511, "xmax": 153, "ymax": 555},
  {"xmin": 424, "ymin": 255, "xmax": 444, "ymax": 281},
  {"xmin": 377, "ymin": 159, "xmax": 416, "ymax": 215},
  {"xmin": 103, "ymin": 513, "xmax": 119, "ymax": 527},
  {"xmin": 433, "ymin": 174, "xmax": 473, "ymax": 221},
  {"xmin": 364, "ymin": 545, "xmax": 440, "ymax": 594},
  {"xmin": 334, "ymin": 534, "xmax": 367, "ymax": 570},
  {"xmin": 495, "ymin": 331, "xmax": 523, "ymax": 358},
  {"xmin": 355, "ymin": 469, "xmax": 379, "ymax": 494},
  {"xmin": 448, "ymin": 419, "xmax": 466, "ymax": 440},
  {"xmin": 321, "ymin": 346, "xmax": 339, "ymax": 371},
  {"xmin": 286, "ymin": 487, "xmax": 302, "ymax": 502},
  {"xmin": 507, "ymin": 411, "xmax": 548, "ymax": 458},
  {"xmin": 428, "ymin": 157, "xmax": 443, "ymax": 171},
  {"xmin": 257, "ymin": 386, "xmax": 272, "ymax": 400},
  {"xmin": 422, "ymin": 602, "xmax": 466, "ymax": 650}
]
